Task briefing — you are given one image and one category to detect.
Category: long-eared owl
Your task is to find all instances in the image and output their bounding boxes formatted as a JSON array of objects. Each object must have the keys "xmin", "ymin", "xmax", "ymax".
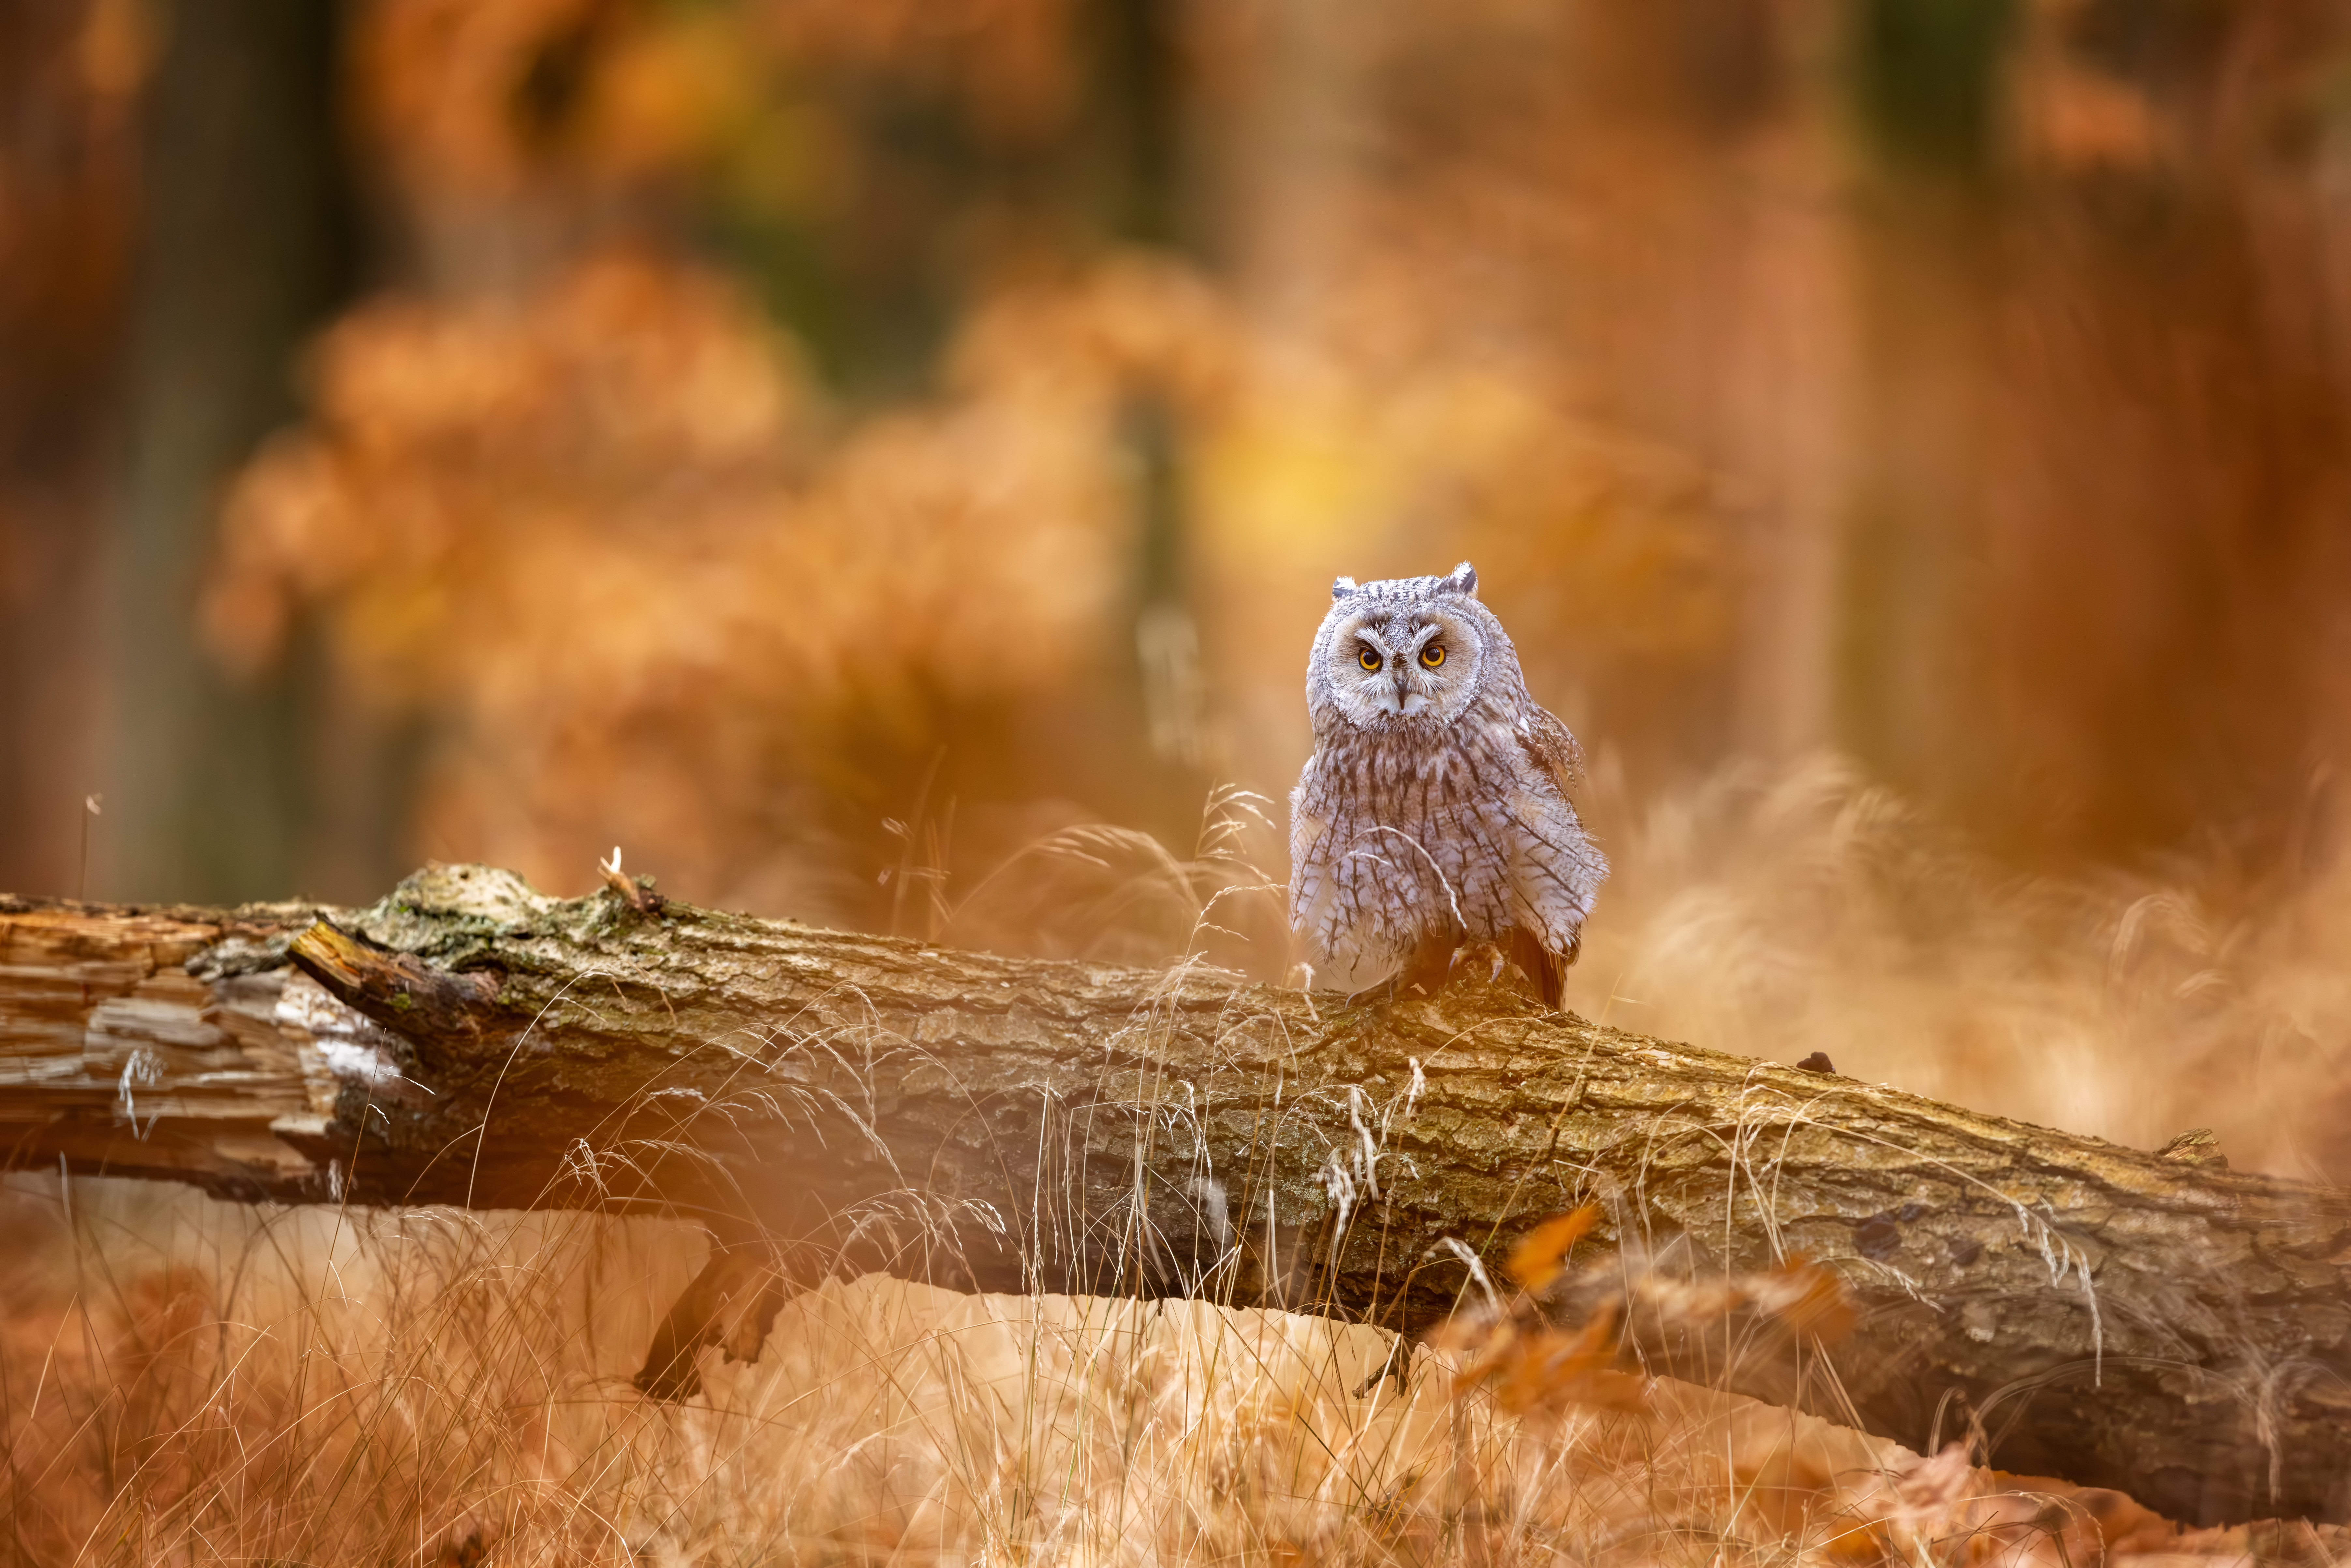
[{"xmin": 1288, "ymin": 562, "xmax": 1605, "ymax": 1004}]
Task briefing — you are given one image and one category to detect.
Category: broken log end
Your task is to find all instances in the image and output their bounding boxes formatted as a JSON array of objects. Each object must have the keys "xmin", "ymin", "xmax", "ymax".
[{"xmin": 288, "ymin": 918, "xmax": 502, "ymax": 1049}]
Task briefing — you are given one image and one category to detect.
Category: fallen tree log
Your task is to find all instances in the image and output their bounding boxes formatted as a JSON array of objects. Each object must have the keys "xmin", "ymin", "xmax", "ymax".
[{"xmin": 4, "ymin": 864, "xmax": 2348, "ymax": 1527}]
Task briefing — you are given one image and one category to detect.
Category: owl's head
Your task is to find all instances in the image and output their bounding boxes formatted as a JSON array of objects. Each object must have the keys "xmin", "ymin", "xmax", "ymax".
[{"xmin": 1308, "ymin": 561, "xmax": 1510, "ymax": 732}]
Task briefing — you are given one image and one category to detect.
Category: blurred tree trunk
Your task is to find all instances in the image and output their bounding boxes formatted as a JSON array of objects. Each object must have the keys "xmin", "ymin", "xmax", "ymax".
[
  {"xmin": 104, "ymin": 0, "xmax": 354, "ymax": 903},
  {"xmin": 1835, "ymin": 0, "xmax": 2009, "ymax": 833},
  {"xmin": 0, "ymin": 0, "xmax": 140, "ymax": 899},
  {"xmin": 1834, "ymin": 0, "xmax": 2351, "ymax": 871},
  {"xmin": 7, "ymin": 866, "xmax": 2351, "ymax": 1527}
]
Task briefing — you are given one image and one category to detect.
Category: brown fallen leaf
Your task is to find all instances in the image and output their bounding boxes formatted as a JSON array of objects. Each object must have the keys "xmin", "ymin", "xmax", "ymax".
[{"xmin": 1504, "ymin": 1203, "xmax": 1601, "ymax": 1291}]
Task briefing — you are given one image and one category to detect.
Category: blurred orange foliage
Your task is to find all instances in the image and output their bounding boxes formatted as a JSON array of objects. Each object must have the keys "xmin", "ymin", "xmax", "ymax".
[
  {"xmin": 201, "ymin": 250, "xmax": 1257, "ymax": 924},
  {"xmin": 1440, "ymin": 1212, "xmax": 1857, "ymax": 1424}
]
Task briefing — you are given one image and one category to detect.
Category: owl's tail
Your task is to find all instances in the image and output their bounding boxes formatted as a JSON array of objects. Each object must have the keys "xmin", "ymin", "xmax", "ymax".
[{"xmin": 1509, "ymin": 923, "xmax": 1571, "ymax": 1009}]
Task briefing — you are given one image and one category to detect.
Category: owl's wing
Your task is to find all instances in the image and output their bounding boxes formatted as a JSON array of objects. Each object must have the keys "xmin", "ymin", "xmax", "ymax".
[
  {"xmin": 1514, "ymin": 705, "xmax": 1585, "ymax": 797},
  {"xmin": 1507, "ymin": 705, "xmax": 1602, "ymax": 989}
]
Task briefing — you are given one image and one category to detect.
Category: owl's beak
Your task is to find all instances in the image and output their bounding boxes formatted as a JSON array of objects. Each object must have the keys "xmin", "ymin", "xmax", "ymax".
[{"xmin": 1382, "ymin": 669, "xmax": 1429, "ymax": 716}]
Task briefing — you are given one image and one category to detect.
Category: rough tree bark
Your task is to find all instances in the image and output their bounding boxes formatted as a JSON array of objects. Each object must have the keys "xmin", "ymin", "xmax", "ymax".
[{"xmin": 4, "ymin": 865, "xmax": 2348, "ymax": 1529}]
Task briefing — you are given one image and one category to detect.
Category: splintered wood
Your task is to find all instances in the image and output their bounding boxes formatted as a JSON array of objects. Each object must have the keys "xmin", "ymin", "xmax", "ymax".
[{"xmin": 0, "ymin": 904, "xmax": 338, "ymax": 1187}]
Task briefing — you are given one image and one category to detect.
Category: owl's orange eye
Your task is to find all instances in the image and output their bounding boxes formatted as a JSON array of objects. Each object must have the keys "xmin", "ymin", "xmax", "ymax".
[
  {"xmin": 1358, "ymin": 647, "xmax": 1383, "ymax": 672},
  {"xmin": 1419, "ymin": 642, "xmax": 1446, "ymax": 668}
]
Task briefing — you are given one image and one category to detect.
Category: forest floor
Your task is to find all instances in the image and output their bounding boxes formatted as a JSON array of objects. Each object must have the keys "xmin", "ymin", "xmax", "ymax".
[{"xmin": 1, "ymin": 1174, "xmax": 2328, "ymax": 1568}]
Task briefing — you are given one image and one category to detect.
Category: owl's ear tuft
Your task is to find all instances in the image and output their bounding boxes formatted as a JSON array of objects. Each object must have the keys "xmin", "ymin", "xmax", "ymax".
[
  {"xmin": 1442, "ymin": 561, "xmax": 1479, "ymax": 598},
  {"xmin": 1331, "ymin": 575, "xmax": 1359, "ymax": 601}
]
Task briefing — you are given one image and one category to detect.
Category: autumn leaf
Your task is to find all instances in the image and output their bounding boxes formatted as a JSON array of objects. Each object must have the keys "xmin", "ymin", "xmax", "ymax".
[
  {"xmin": 1748, "ymin": 1258, "xmax": 1857, "ymax": 1344},
  {"xmin": 1503, "ymin": 1203, "xmax": 1600, "ymax": 1291}
]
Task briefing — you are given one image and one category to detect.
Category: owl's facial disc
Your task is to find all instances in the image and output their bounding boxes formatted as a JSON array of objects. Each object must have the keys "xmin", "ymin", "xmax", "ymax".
[{"xmin": 1325, "ymin": 610, "xmax": 1478, "ymax": 726}]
